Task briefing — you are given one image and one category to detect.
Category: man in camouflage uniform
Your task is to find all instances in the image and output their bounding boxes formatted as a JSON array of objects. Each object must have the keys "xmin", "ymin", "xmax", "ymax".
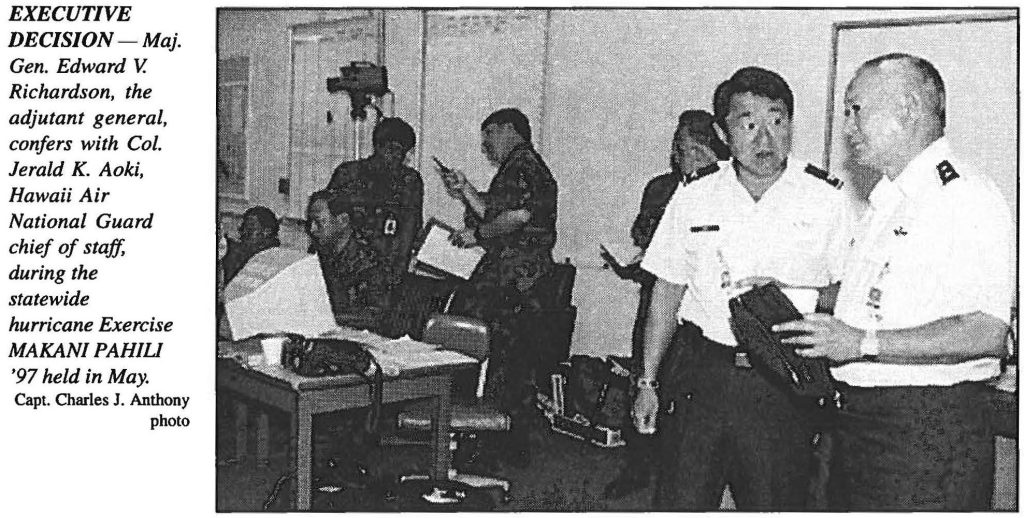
[
  {"xmin": 440, "ymin": 108, "xmax": 558, "ymax": 467},
  {"xmin": 307, "ymin": 189, "xmax": 389, "ymax": 331},
  {"xmin": 328, "ymin": 117, "xmax": 424, "ymax": 287}
]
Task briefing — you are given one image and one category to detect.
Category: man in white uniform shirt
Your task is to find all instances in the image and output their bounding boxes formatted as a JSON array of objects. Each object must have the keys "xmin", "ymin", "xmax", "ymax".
[
  {"xmin": 775, "ymin": 53, "xmax": 1013, "ymax": 510},
  {"xmin": 634, "ymin": 67, "xmax": 850, "ymax": 510}
]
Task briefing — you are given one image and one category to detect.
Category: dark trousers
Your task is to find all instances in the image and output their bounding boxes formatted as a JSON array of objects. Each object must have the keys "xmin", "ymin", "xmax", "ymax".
[
  {"xmin": 631, "ymin": 276, "xmax": 655, "ymax": 361},
  {"xmin": 621, "ymin": 277, "xmax": 657, "ymax": 470},
  {"xmin": 654, "ymin": 333, "xmax": 815, "ymax": 511},
  {"xmin": 620, "ymin": 423, "xmax": 657, "ymax": 477},
  {"xmin": 450, "ymin": 283, "xmax": 541, "ymax": 453},
  {"xmin": 829, "ymin": 382, "xmax": 994, "ymax": 511}
]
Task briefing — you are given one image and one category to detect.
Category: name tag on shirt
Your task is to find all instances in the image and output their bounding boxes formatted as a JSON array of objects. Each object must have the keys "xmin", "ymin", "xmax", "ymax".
[{"xmin": 690, "ymin": 224, "xmax": 720, "ymax": 233}]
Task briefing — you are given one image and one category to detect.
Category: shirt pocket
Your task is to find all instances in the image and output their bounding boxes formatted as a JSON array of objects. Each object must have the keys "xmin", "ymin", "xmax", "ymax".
[
  {"xmin": 774, "ymin": 214, "xmax": 832, "ymax": 284},
  {"xmin": 878, "ymin": 230, "xmax": 945, "ymax": 321}
]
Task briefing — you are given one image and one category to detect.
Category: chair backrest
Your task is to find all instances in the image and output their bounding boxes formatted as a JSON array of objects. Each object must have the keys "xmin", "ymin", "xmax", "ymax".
[
  {"xmin": 421, "ymin": 314, "xmax": 490, "ymax": 362},
  {"xmin": 422, "ymin": 313, "xmax": 491, "ymax": 399},
  {"xmin": 531, "ymin": 260, "xmax": 577, "ymax": 309},
  {"xmin": 548, "ymin": 260, "xmax": 577, "ymax": 308}
]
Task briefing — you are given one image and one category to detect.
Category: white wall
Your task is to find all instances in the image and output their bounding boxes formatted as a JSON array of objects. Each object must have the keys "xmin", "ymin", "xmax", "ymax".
[
  {"xmin": 217, "ymin": 9, "xmax": 371, "ymax": 219},
  {"xmin": 219, "ymin": 8, "xmax": 1016, "ymax": 358}
]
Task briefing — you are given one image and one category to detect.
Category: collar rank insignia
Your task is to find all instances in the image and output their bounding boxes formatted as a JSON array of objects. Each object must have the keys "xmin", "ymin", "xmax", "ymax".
[
  {"xmin": 804, "ymin": 164, "xmax": 844, "ymax": 190},
  {"xmin": 937, "ymin": 160, "xmax": 959, "ymax": 186},
  {"xmin": 687, "ymin": 163, "xmax": 720, "ymax": 184}
]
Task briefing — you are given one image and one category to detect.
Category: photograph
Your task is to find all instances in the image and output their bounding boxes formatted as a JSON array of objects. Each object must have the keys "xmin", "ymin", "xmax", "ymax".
[{"xmin": 214, "ymin": 7, "xmax": 1018, "ymax": 512}]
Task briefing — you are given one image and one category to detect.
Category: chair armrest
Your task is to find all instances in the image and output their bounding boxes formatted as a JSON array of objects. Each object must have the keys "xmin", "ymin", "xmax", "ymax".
[{"xmin": 425, "ymin": 314, "xmax": 488, "ymax": 334}]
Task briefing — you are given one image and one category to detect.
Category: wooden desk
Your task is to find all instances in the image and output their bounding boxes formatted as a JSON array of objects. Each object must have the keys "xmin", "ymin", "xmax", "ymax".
[{"xmin": 217, "ymin": 350, "xmax": 475, "ymax": 510}]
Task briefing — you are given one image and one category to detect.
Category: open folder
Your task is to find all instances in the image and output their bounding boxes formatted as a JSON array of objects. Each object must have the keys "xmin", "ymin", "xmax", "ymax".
[{"xmin": 409, "ymin": 218, "xmax": 486, "ymax": 280}]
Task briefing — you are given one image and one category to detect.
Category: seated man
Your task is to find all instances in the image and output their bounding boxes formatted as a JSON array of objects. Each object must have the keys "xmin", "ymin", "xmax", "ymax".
[
  {"xmin": 222, "ymin": 205, "xmax": 281, "ymax": 284},
  {"xmin": 306, "ymin": 189, "xmax": 389, "ymax": 331}
]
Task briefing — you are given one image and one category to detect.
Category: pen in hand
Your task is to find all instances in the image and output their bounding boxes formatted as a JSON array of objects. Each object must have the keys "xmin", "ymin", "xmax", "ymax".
[{"xmin": 433, "ymin": 156, "xmax": 465, "ymax": 198}]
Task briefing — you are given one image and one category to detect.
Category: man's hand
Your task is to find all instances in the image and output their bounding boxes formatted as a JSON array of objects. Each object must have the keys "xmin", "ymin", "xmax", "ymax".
[
  {"xmin": 449, "ymin": 227, "xmax": 478, "ymax": 248},
  {"xmin": 773, "ymin": 313, "xmax": 865, "ymax": 363},
  {"xmin": 437, "ymin": 166, "xmax": 469, "ymax": 199},
  {"xmin": 599, "ymin": 248, "xmax": 642, "ymax": 281},
  {"xmin": 632, "ymin": 387, "xmax": 659, "ymax": 435}
]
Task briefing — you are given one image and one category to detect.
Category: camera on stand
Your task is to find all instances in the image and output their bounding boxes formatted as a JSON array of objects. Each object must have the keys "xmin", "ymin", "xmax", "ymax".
[{"xmin": 327, "ymin": 61, "xmax": 389, "ymax": 120}]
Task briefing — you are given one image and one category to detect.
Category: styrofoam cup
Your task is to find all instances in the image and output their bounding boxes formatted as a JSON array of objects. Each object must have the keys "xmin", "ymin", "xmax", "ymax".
[{"xmin": 260, "ymin": 336, "xmax": 286, "ymax": 365}]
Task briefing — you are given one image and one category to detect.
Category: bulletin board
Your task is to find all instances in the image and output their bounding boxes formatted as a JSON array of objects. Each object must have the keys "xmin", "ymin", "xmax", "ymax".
[{"xmin": 823, "ymin": 13, "xmax": 1017, "ymax": 214}]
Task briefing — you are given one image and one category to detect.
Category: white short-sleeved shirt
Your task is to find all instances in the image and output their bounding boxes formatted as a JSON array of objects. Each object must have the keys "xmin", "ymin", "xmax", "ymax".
[
  {"xmin": 642, "ymin": 157, "xmax": 852, "ymax": 346},
  {"xmin": 832, "ymin": 137, "xmax": 1013, "ymax": 387}
]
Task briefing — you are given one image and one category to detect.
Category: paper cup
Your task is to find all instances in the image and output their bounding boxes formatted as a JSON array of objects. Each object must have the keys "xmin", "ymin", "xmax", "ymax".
[
  {"xmin": 781, "ymin": 288, "xmax": 819, "ymax": 314},
  {"xmin": 260, "ymin": 336, "xmax": 286, "ymax": 365}
]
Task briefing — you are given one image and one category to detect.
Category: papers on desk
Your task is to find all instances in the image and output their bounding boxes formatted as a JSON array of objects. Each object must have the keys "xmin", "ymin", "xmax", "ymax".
[
  {"xmin": 373, "ymin": 347, "xmax": 475, "ymax": 373},
  {"xmin": 224, "ymin": 249, "xmax": 336, "ymax": 340},
  {"xmin": 322, "ymin": 326, "xmax": 392, "ymax": 347},
  {"xmin": 221, "ymin": 330, "xmax": 476, "ymax": 383},
  {"xmin": 321, "ymin": 327, "xmax": 476, "ymax": 374},
  {"xmin": 369, "ymin": 335, "xmax": 441, "ymax": 355},
  {"xmin": 409, "ymin": 218, "xmax": 485, "ymax": 280}
]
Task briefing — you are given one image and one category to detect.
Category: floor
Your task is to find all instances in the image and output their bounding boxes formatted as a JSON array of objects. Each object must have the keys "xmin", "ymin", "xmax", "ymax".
[
  {"xmin": 216, "ymin": 400, "xmax": 667, "ymax": 512},
  {"xmin": 216, "ymin": 396, "xmax": 1014, "ymax": 512}
]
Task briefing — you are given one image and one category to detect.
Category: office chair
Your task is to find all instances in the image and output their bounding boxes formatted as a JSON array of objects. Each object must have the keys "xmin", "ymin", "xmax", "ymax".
[
  {"xmin": 387, "ymin": 313, "xmax": 512, "ymax": 497},
  {"xmin": 520, "ymin": 259, "xmax": 578, "ymax": 393}
]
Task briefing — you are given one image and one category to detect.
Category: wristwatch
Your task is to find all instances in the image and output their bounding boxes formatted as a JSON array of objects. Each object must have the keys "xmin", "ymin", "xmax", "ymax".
[{"xmin": 860, "ymin": 328, "xmax": 880, "ymax": 359}]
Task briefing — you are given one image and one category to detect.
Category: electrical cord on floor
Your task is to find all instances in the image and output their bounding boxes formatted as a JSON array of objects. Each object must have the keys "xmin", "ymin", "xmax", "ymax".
[
  {"xmin": 263, "ymin": 459, "xmax": 372, "ymax": 510},
  {"xmin": 263, "ymin": 469, "xmax": 296, "ymax": 510}
]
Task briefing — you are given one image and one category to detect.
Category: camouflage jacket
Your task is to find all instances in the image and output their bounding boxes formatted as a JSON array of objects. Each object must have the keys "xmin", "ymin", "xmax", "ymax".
[
  {"xmin": 317, "ymin": 234, "xmax": 389, "ymax": 328},
  {"xmin": 630, "ymin": 171, "xmax": 684, "ymax": 250},
  {"xmin": 466, "ymin": 143, "xmax": 558, "ymax": 294},
  {"xmin": 328, "ymin": 156, "xmax": 424, "ymax": 282}
]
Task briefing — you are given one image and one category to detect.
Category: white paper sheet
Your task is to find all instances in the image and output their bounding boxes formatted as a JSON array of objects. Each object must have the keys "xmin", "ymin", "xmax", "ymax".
[{"xmin": 413, "ymin": 220, "xmax": 486, "ymax": 279}]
